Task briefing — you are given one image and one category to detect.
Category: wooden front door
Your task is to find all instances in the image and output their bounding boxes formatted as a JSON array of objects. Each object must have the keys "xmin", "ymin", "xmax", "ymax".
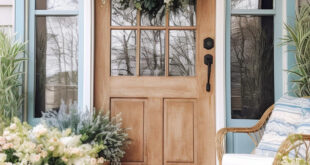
[{"xmin": 95, "ymin": 0, "xmax": 216, "ymax": 164}]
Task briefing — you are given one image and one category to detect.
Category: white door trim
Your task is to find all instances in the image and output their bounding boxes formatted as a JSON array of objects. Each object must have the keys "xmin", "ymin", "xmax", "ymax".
[
  {"xmin": 215, "ymin": 0, "xmax": 226, "ymax": 132},
  {"xmin": 82, "ymin": 0, "xmax": 95, "ymax": 110}
]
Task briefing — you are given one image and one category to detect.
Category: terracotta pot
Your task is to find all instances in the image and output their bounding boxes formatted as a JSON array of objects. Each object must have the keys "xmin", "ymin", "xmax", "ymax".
[{"xmin": 102, "ymin": 161, "xmax": 110, "ymax": 165}]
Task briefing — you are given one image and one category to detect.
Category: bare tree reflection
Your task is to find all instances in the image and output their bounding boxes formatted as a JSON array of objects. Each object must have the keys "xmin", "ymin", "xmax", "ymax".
[
  {"xmin": 35, "ymin": 16, "xmax": 78, "ymax": 117},
  {"xmin": 231, "ymin": 16, "xmax": 274, "ymax": 119},
  {"xmin": 169, "ymin": 30, "xmax": 196, "ymax": 76},
  {"xmin": 111, "ymin": 30, "xmax": 136, "ymax": 76},
  {"xmin": 140, "ymin": 30, "xmax": 165, "ymax": 76}
]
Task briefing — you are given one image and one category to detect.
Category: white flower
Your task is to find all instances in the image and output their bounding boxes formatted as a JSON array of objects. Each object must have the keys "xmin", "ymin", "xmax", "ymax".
[
  {"xmin": 0, "ymin": 153, "xmax": 6, "ymax": 162},
  {"xmin": 9, "ymin": 123, "xmax": 17, "ymax": 130},
  {"xmin": 90, "ymin": 158, "xmax": 97, "ymax": 165},
  {"xmin": 48, "ymin": 146, "xmax": 55, "ymax": 151},
  {"xmin": 30, "ymin": 153, "xmax": 41, "ymax": 163},
  {"xmin": 0, "ymin": 137, "xmax": 6, "ymax": 145},
  {"xmin": 60, "ymin": 136, "xmax": 81, "ymax": 147},
  {"xmin": 164, "ymin": 0, "xmax": 172, "ymax": 4},
  {"xmin": 3, "ymin": 131, "xmax": 9, "ymax": 136},
  {"xmin": 62, "ymin": 157, "xmax": 68, "ymax": 162},
  {"xmin": 40, "ymin": 150, "xmax": 47, "ymax": 158},
  {"xmin": 2, "ymin": 143, "xmax": 13, "ymax": 150},
  {"xmin": 97, "ymin": 157, "xmax": 105, "ymax": 163},
  {"xmin": 32, "ymin": 124, "xmax": 48, "ymax": 137}
]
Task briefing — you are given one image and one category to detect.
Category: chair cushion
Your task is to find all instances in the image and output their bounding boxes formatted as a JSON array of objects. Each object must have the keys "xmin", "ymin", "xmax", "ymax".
[
  {"xmin": 222, "ymin": 154, "xmax": 274, "ymax": 165},
  {"xmin": 255, "ymin": 95, "xmax": 304, "ymax": 157}
]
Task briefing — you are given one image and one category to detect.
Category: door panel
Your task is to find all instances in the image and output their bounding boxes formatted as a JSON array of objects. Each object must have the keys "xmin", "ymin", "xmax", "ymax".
[
  {"xmin": 165, "ymin": 99, "xmax": 196, "ymax": 163},
  {"xmin": 95, "ymin": 0, "xmax": 216, "ymax": 164},
  {"xmin": 111, "ymin": 99, "xmax": 146, "ymax": 163}
]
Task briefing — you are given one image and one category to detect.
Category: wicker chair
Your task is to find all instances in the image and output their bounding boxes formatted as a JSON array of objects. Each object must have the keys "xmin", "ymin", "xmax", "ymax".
[{"xmin": 216, "ymin": 104, "xmax": 310, "ymax": 165}]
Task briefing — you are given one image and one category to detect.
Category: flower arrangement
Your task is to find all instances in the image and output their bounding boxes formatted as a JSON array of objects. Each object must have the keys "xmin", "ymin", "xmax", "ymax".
[
  {"xmin": 41, "ymin": 103, "xmax": 129, "ymax": 165},
  {"xmin": 0, "ymin": 118, "xmax": 105, "ymax": 165}
]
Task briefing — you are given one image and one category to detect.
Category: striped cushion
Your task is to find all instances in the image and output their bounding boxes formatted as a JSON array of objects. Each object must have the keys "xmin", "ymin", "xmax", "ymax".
[{"xmin": 255, "ymin": 96, "xmax": 304, "ymax": 157}]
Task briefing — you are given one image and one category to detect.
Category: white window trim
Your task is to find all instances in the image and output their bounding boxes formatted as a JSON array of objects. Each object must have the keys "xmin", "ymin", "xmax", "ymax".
[{"xmin": 82, "ymin": 0, "xmax": 94, "ymax": 110}]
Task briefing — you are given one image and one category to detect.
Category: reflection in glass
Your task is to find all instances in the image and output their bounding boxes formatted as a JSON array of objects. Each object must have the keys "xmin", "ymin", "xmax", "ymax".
[
  {"xmin": 230, "ymin": 16, "xmax": 274, "ymax": 119},
  {"xmin": 111, "ymin": 0, "xmax": 137, "ymax": 26},
  {"xmin": 35, "ymin": 16, "xmax": 78, "ymax": 117},
  {"xmin": 141, "ymin": 6, "xmax": 166, "ymax": 26},
  {"xmin": 231, "ymin": 0, "xmax": 273, "ymax": 9},
  {"xmin": 111, "ymin": 30, "xmax": 136, "ymax": 76},
  {"xmin": 169, "ymin": 30, "xmax": 195, "ymax": 76},
  {"xmin": 36, "ymin": 0, "xmax": 78, "ymax": 10},
  {"xmin": 140, "ymin": 30, "xmax": 165, "ymax": 76},
  {"xmin": 169, "ymin": 0, "xmax": 196, "ymax": 26}
]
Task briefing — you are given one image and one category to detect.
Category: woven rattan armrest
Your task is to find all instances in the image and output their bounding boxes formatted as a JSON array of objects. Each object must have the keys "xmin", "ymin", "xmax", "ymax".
[{"xmin": 216, "ymin": 105, "xmax": 275, "ymax": 165}]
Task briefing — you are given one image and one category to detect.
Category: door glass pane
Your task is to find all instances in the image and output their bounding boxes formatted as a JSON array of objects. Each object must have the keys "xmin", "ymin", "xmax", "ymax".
[
  {"xmin": 111, "ymin": 30, "xmax": 136, "ymax": 76},
  {"xmin": 111, "ymin": 0, "xmax": 137, "ymax": 26},
  {"xmin": 36, "ymin": 0, "xmax": 78, "ymax": 10},
  {"xmin": 231, "ymin": 0, "xmax": 273, "ymax": 9},
  {"xmin": 169, "ymin": 0, "xmax": 196, "ymax": 26},
  {"xmin": 140, "ymin": 30, "xmax": 165, "ymax": 76},
  {"xmin": 169, "ymin": 30, "xmax": 196, "ymax": 76},
  {"xmin": 141, "ymin": 8, "xmax": 166, "ymax": 26},
  {"xmin": 35, "ymin": 16, "xmax": 78, "ymax": 117},
  {"xmin": 230, "ymin": 16, "xmax": 274, "ymax": 119}
]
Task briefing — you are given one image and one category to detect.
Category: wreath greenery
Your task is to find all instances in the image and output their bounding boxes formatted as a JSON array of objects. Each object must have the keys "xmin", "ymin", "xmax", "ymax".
[{"xmin": 102, "ymin": 0, "xmax": 196, "ymax": 18}]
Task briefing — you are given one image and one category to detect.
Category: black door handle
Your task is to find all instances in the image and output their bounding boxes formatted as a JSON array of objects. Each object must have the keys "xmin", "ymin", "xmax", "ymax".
[{"xmin": 204, "ymin": 54, "xmax": 213, "ymax": 92}]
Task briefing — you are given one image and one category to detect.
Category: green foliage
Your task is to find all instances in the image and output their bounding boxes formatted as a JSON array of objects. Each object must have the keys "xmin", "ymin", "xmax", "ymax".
[
  {"xmin": 79, "ymin": 112, "xmax": 129, "ymax": 165},
  {"xmin": 118, "ymin": 0, "xmax": 195, "ymax": 18},
  {"xmin": 0, "ymin": 31, "xmax": 27, "ymax": 131},
  {"xmin": 282, "ymin": 5, "xmax": 310, "ymax": 97},
  {"xmin": 41, "ymin": 105, "xmax": 130, "ymax": 165},
  {"xmin": 41, "ymin": 102, "xmax": 82, "ymax": 134},
  {"xmin": 45, "ymin": 156, "xmax": 66, "ymax": 165},
  {"xmin": 4, "ymin": 149, "xmax": 19, "ymax": 163}
]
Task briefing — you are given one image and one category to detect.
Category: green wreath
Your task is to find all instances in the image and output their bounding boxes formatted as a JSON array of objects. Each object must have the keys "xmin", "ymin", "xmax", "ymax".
[{"xmin": 104, "ymin": 0, "xmax": 196, "ymax": 18}]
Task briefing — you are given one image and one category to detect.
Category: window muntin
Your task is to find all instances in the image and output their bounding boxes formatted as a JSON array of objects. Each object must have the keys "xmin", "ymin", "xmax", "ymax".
[
  {"xmin": 36, "ymin": 0, "xmax": 79, "ymax": 10},
  {"xmin": 110, "ymin": 0, "xmax": 197, "ymax": 77},
  {"xmin": 231, "ymin": 0, "xmax": 273, "ymax": 10}
]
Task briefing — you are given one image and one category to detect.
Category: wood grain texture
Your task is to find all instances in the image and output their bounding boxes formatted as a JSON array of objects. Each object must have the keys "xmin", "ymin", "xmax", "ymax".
[
  {"xmin": 164, "ymin": 99, "xmax": 197, "ymax": 164},
  {"xmin": 111, "ymin": 99, "xmax": 145, "ymax": 163},
  {"xmin": 95, "ymin": 0, "xmax": 216, "ymax": 164}
]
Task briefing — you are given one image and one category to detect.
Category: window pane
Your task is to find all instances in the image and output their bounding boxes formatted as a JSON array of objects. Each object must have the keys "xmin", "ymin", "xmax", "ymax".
[
  {"xmin": 140, "ymin": 30, "xmax": 165, "ymax": 76},
  {"xmin": 111, "ymin": 30, "xmax": 136, "ymax": 76},
  {"xmin": 141, "ymin": 8, "xmax": 166, "ymax": 26},
  {"xmin": 231, "ymin": 0, "xmax": 273, "ymax": 9},
  {"xmin": 35, "ymin": 16, "xmax": 78, "ymax": 117},
  {"xmin": 230, "ymin": 16, "xmax": 274, "ymax": 119},
  {"xmin": 169, "ymin": 0, "xmax": 196, "ymax": 26},
  {"xmin": 169, "ymin": 30, "xmax": 196, "ymax": 76},
  {"xmin": 111, "ymin": 0, "xmax": 137, "ymax": 26},
  {"xmin": 36, "ymin": 0, "xmax": 78, "ymax": 10}
]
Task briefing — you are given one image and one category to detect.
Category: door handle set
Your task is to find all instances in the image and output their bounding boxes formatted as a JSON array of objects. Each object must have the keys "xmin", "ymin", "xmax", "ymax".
[{"xmin": 203, "ymin": 38, "xmax": 214, "ymax": 92}]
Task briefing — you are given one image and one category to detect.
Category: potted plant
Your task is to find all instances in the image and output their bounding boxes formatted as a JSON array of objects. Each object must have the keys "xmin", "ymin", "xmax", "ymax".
[{"xmin": 282, "ymin": 5, "xmax": 310, "ymax": 97}]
